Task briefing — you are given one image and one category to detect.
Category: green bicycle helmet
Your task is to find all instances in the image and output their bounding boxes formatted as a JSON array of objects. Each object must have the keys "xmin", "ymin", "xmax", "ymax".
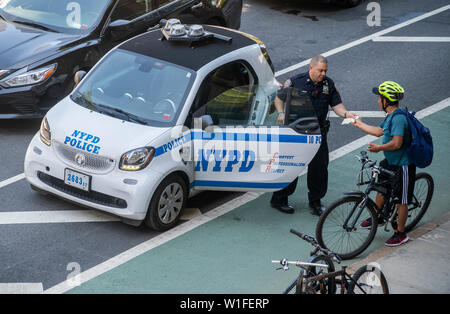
[{"xmin": 372, "ymin": 81, "xmax": 405, "ymax": 103}]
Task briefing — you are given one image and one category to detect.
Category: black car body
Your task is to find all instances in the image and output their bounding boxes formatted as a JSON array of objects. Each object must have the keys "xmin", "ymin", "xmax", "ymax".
[{"xmin": 0, "ymin": 0, "xmax": 243, "ymax": 118}]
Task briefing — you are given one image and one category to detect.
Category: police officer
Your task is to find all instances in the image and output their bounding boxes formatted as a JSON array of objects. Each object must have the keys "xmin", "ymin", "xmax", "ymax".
[{"xmin": 271, "ymin": 55, "xmax": 357, "ymax": 215}]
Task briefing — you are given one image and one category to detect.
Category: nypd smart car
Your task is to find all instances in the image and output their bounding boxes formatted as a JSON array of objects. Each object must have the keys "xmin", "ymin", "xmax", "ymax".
[{"xmin": 24, "ymin": 20, "xmax": 322, "ymax": 230}]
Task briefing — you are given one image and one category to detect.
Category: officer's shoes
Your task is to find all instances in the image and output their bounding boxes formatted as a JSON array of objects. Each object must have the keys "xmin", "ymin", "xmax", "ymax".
[
  {"xmin": 271, "ymin": 203, "xmax": 295, "ymax": 214},
  {"xmin": 309, "ymin": 201, "xmax": 325, "ymax": 216}
]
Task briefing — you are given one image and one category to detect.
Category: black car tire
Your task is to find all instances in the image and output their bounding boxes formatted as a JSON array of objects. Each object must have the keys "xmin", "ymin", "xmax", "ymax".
[{"xmin": 145, "ymin": 174, "xmax": 187, "ymax": 231}]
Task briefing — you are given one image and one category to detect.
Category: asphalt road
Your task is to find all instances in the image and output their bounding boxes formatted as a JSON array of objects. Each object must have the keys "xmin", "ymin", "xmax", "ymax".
[{"xmin": 0, "ymin": 0, "xmax": 449, "ymax": 291}]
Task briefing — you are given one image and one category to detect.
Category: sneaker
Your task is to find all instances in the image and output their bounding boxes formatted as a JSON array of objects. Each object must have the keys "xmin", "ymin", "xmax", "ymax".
[
  {"xmin": 360, "ymin": 217, "xmax": 385, "ymax": 229},
  {"xmin": 385, "ymin": 231, "xmax": 409, "ymax": 247}
]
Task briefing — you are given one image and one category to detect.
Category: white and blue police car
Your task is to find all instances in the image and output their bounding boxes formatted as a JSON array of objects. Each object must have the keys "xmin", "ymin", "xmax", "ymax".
[{"xmin": 24, "ymin": 19, "xmax": 322, "ymax": 230}]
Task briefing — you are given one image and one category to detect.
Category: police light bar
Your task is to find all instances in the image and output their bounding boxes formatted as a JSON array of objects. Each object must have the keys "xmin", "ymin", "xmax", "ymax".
[{"xmin": 159, "ymin": 19, "xmax": 232, "ymax": 43}]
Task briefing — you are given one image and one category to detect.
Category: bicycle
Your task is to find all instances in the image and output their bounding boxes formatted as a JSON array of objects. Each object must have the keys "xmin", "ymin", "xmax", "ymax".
[
  {"xmin": 272, "ymin": 229, "xmax": 389, "ymax": 294},
  {"xmin": 316, "ymin": 151, "xmax": 434, "ymax": 260}
]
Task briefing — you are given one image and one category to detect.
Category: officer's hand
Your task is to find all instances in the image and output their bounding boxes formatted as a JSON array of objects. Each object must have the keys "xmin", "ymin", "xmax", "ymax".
[
  {"xmin": 352, "ymin": 116, "xmax": 362, "ymax": 127},
  {"xmin": 345, "ymin": 112, "xmax": 358, "ymax": 119},
  {"xmin": 277, "ymin": 112, "xmax": 285, "ymax": 125}
]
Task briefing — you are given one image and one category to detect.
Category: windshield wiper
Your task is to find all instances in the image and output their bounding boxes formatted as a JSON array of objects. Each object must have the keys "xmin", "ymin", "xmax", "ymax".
[
  {"xmin": 97, "ymin": 104, "xmax": 148, "ymax": 125},
  {"xmin": 12, "ymin": 20, "xmax": 58, "ymax": 33}
]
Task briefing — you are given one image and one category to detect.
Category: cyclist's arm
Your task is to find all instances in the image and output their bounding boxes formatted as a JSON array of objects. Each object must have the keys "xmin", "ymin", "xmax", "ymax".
[
  {"xmin": 352, "ymin": 119, "xmax": 383, "ymax": 137},
  {"xmin": 379, "ymin": 135, "xmax": 404, "ymax": 151}
]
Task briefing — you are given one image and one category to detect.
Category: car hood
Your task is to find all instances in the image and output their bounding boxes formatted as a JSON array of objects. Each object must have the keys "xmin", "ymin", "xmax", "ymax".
[
  {"xmin": 47, "ymin": 97, "xmax": 171, "ymax": 159},
  {"xmin": 0, "ymin": 19, "xmax": 82, "ymax": 70}
]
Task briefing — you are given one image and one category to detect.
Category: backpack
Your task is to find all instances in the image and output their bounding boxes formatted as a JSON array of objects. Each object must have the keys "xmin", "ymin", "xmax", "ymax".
[{"xmin": 389, "ymin": 107, "xmax": 433, "ymax": 168}]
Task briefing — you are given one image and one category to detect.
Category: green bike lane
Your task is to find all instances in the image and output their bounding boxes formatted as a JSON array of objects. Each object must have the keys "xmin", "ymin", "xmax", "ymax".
[{"xmin": 67, "ymin": 105, "xmax": 450, "ymax": 294}]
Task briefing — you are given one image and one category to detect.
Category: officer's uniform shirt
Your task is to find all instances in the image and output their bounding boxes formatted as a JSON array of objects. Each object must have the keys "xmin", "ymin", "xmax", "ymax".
[{"xmin": 280, "ymin": 72, "xmax": 342, "ymax": 123}]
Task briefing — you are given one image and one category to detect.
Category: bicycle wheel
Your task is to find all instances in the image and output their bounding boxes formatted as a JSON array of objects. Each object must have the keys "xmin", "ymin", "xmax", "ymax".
[
  {"xmin": 404, "ymin": 172, "xmax": 434, "ymax": 232},
  {"xmin": 316, "ymin": 196, "xmax": 378, "ymax": 260},
  {"xmin": 304, "ymin": 255, "xmax": 336, "ymax": 294},
  {"xmin": 347, "ymin": 264, "xmax": 389, "ymax": 294}
]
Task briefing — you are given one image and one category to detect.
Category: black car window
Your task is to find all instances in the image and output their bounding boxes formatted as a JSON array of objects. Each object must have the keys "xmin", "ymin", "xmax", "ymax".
[
  {"xmin": 0, "ymin": 0, "xmax": 110, "ymax": 33},
  {"xmin": 110, "ymin": 0, "xmax": 152, "ymax": 21}
]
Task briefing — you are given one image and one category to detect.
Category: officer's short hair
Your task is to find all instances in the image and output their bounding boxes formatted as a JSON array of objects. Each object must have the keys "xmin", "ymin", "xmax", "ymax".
[{"xmin": 310, "ymin": 55, "xmax": 328, "ymax": 66}]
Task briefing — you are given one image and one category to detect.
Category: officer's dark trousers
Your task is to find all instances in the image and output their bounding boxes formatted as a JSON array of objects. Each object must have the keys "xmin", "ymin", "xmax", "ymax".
[{"xmin": 271, "ymin": 136, "xmax": 329, "ymax": 206}]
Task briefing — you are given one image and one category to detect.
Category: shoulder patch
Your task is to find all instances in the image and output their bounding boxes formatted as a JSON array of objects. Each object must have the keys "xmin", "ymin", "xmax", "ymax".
[{"xmin": 284, "ymin": 79, "xmax": 292, "ymax": 88}]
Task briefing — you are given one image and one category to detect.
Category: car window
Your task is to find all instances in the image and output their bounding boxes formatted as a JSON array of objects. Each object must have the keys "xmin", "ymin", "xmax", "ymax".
[
  {"xmin": 191, "ymin": 84, "xmax": 317, "ymax": 128},
  {"xmin": 188, "ymin": 61, "xmax": 256, "ymax": 125},
  {"xmin": 0, "ymin": 0, "xmax": 110, "ymax": 33},
  {"xmin": 71, "ymin": 49, "xmax": 195, "ymax": 127},
  {"xmin": 110, "ymin": 0, "xmax": 152, "ymax": 21}
]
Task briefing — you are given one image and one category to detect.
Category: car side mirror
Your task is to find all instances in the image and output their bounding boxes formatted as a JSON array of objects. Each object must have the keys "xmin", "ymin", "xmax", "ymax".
[
  {"xmin": 74, "ymin": 71, "xmax": 87, "ymax": 86},
  {"xmin": 108, "ymin": 19, "xmax": 132, "ymax": 41}
]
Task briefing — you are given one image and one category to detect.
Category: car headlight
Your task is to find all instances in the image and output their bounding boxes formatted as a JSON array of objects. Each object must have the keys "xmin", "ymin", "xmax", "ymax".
[
  {"xmin": 40, "ymin": 116, "xmax": 51, "ymax": 146},
  {"xmin": 119, "ymin": 147, "xmax": 155, "ymax": 171},
  {"xmin": 1, "ymin": 64, "xmax": 57, "ymax": 87}
]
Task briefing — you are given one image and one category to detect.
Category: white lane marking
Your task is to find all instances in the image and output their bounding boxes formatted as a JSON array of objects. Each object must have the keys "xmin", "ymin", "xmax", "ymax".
[
  {"xmin": 0, "ymin": 283, "xmax": 44, "ymax": 294},
  {"xmin": 44, "ymin": 97, "xmax": 450, "ymax": 294},
  {"xmin": 275, "ymin": 4, "xmax": 450, "ymax": 77},
  {"xmin": 0, "ymin": 210, "xmax": 119, "ymax": 225},
  {"xmin": 328, "ymin": 111, "xmax": 386, "ymax": 118},
  {"xmin": 0, "ymin": 173, "xmax": 25, "ymax": 189},
  {"xmin": 43, "ymin": 191, "xmax": 263, "ymax": 294},
  {"xmin": 373, "ymin": 36, "xmax": 450, "ymax": 42}
]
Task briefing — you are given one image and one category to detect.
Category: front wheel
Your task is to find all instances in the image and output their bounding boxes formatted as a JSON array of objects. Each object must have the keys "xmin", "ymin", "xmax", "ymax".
[
  {"xmin": 145, "ymin": 174, "xmax": 187, "ymax": 231},
  {"xmin": 316, "ymin": 196, "xmax": 378, "ymax": 260},
  {"xmin": 348, "ymin": 264, "xmax": 389, "ymax": 294}
]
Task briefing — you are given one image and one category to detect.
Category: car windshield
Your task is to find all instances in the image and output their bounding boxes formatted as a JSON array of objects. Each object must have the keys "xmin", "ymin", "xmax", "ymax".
[
  {"xmin": 71, "ymin": 49, "xmax": 196, "ymax": 127},
  {"xmin": 0, "ymin": 0, "xmax": 111, "ymax": 33}
]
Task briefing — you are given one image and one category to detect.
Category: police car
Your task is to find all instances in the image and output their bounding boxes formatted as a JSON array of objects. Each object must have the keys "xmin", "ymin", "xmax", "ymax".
[{"xmin": 24, "ymin": 19, "xmax": 322, "ymax": 230}]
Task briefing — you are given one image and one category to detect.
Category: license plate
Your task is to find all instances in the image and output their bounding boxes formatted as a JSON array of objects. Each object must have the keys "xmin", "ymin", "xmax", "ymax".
[{"xmin": 64, "ymin": 169, "xmax": 91, "ymax": 192}]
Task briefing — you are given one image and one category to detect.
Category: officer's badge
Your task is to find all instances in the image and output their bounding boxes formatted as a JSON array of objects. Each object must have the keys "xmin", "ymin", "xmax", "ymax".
[
  {"xmin": 323, "ymin": 84, "xmax": 329, "ymax": 94},
  {"xmin": 284, "ymin": 79, "xmax": 292, "ymax": 88}
]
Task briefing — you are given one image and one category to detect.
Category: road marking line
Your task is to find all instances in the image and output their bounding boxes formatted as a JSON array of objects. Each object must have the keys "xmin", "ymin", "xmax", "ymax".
[
  {"xmin": 275, "ymin": 4, "xmax": 450, "ymax": 77},
  {"xmin": 373, "ymin": 36, "xmax": 450, "ymax": 42},
  {"xmin": 0, "ymin": 210, "xmax": 119, "ymax": 225},
  {"xmin": 44, "ymin": 97, "xmax": 450, "ymax": 294},
  {"xmin": 0, "ymin": 283, "xmax": 43, "ymax": 294},
  {"xmin": 0, "ymin": 173, "xmax": 25, "ymax": 189}
]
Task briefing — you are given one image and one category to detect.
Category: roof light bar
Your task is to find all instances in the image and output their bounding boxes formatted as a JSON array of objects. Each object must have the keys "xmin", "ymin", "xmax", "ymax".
[{"xmin": 158, "ymin": 19, "xmax": 232, "ymax": 44}]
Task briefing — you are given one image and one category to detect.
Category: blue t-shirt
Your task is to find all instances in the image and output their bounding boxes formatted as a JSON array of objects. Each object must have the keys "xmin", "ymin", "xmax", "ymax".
[{"xmin": 380, "ymin": 109, "xmax": 411, "ymax": 166}]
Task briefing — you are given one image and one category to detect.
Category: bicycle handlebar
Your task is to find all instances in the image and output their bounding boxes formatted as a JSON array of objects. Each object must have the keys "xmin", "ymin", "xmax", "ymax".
[{"xmin": 289, "ymin": 229, "xmax": 342, "ymax": 263}]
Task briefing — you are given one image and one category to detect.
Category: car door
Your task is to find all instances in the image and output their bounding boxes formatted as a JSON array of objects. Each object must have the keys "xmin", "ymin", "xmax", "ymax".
[{"xmin": 187, "ymin": 70, "xmax": 321, "ymax": 191}]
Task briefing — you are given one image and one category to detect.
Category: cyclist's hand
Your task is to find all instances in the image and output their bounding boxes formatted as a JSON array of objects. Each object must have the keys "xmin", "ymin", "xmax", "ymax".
[{"xmin": 368, "ymin": 143, "xmax": 381, "ymax": 153}]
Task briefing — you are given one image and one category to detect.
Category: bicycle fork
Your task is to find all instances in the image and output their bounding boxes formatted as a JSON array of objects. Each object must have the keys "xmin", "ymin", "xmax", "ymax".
[{"xmin": 343, "ymin": 196, "xmax": 369, "ymax": 232}]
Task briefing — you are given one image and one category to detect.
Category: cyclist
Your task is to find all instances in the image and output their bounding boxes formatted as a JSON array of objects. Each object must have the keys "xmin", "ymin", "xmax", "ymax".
[{"xmin": 352, "ymin": 81, "xmax": 415, "ymax": 246}]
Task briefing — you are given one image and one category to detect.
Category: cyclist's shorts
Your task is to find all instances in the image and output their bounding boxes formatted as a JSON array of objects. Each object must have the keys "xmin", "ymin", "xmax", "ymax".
[{"xmin": 379, "ymin": 159, "xmax": 416, "ymax": 205}]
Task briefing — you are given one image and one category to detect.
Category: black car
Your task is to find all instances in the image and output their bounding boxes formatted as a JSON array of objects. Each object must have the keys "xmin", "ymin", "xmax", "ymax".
[{"xmin": 0, "ymin": 0, "xmax": 243, "ymax": 119}]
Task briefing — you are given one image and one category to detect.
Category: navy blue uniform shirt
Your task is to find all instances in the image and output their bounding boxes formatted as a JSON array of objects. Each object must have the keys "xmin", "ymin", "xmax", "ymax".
[{"xmin": 280, "ymin": 72, "xmax": 342, "ymax": 123}]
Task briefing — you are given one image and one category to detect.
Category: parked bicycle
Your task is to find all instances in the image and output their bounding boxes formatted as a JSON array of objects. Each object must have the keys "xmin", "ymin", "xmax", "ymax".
[
  {"xmin": 316, "ymin": 151, "xmax": 434, "ymax": 260},
  {"xmin": 272, "ymin": 229, "xmax": 389, "ymax": 294}
]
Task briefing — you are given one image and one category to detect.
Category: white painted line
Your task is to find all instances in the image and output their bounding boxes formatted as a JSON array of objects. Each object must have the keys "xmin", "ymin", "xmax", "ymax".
[
  {"xmin": 43, "ymin": 191, "xmax": 263, "ymax": 294},
  {"xmin": 0, "ymin": 210, "xmax": 119, "ymax": 225},
  {"xmin": 44, "ymin": 97, "xmax": 450, "ymax": 294},
  {"xmin": 0, "ymin": 283, "xmax": 43, "ymax": 294},
  {"xmin": 328, "ymin": 111, "xmax": 386, "ymax": 118},
  {"xmin": 0, "ymin": 173, "xmax": 25, "ymax": 189},
  {"xmin": 275, "ymin": 4, "xmax": 450, "ymax": 77},
  {"xmin": 373, "ymin": 36, "xmax": 450, "ymax": 42}
]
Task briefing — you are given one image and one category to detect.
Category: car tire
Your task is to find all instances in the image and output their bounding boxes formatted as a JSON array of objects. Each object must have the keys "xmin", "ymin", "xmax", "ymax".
[{"xmin": 145, "ymin": 174, "xmax": 187, "ymax": 231}]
